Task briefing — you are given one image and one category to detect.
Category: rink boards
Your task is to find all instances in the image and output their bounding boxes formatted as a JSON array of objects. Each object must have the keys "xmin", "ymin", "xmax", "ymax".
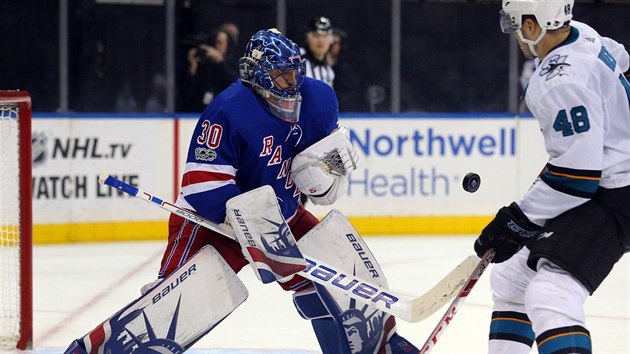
[{"xmin": 30, "ymin": 113, "xmax": 546, "ymax": 243}]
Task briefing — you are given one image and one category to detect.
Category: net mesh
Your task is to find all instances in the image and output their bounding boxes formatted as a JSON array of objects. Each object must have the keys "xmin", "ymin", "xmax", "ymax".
[{"xmin": 0, "ymin": 104, "xmax": 22, "ymax": 349}]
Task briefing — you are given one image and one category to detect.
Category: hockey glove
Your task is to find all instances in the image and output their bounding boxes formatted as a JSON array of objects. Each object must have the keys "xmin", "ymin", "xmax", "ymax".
[{"xmin": 474, "ymin": 202, "xmax": 541, "ymax": 263}]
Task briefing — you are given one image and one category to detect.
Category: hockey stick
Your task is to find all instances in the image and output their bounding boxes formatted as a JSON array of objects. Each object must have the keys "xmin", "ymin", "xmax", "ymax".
[
  {"xmin": 419, "ymin": 249, "xmax": 495, "ymax": 353},
  {"xmin": 99, "ymin": 173, "xmax": 480, "ymax": 323}
]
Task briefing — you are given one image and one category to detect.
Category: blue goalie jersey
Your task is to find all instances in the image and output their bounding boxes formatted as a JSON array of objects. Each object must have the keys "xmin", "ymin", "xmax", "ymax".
[{"xmin": 175, "ymin": 77, "xmax": 339, "ymax": 223}]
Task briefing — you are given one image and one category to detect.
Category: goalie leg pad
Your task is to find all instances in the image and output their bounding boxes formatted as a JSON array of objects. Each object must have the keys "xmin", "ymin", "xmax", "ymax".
[
  {"xmin": 295, "ymin": 210, "xmax": 419, "ymax": 354},
  {"xmin": 64, "ymin": 245, "xmax": 248, "ymax": 354},
  {"xmin": 294, "ymin": 282, "xmax": 418, "ymax": 354},
  {"xmin": 293, "ymin": 285, "xmax": 330, "ymax": 320},
  {"xmin": 293, "ymin": 285, "xmax": 346, "ymax": 354},
  {"xmin": 63, "ymin": 341, "xmax": 87, "ymax": 354}
]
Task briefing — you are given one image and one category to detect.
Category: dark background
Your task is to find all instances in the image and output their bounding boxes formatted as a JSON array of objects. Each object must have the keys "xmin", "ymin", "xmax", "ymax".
[{"xmin": 2, "ymin": 0, "xmax": 630, "ymax": 113}]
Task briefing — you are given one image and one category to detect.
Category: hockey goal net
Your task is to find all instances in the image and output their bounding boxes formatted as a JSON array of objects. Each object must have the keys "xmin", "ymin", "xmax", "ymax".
[{"xmin": 0, "ymin": 90, "xmax": 32, "ymax": 350}]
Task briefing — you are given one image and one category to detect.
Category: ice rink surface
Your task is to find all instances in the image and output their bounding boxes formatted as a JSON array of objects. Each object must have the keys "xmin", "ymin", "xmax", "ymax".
[{"xmin": 12, "ymin": 236, "xmax": 630, "ymax": 353}]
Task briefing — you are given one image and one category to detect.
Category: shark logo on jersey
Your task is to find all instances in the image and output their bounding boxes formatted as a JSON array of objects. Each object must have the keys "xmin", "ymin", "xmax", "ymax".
[{"xmin": 539, "ymin": 54, "xmax": 571, "ymax": 81}]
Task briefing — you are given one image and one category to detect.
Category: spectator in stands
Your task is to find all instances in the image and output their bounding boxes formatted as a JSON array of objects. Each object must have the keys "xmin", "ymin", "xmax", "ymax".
[
  {"xmin": 181, "ymin": 29, "xmax": 238, "ymax": 112},
  {"xmin": 326, "ymin": 28, "xmax": 345, "ymax": 68},
  {"xmin": 219, "ymin": 22, "xmax": 241, "ymax": 70},
  {"xmin": 145, "ymin": 73, "xmax": 167, "ymax": 112},
  {"xmin": 115, "ymin": 81, "xmax": 139, "ymax": 112},
  {"xmin": 219, "ymin": 22, "xmax": 240, "ymax": 50}
]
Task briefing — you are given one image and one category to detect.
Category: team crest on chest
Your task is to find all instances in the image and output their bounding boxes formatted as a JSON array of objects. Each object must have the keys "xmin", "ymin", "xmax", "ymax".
[
  {"xmin": 259, "ymin": 136, "xmax": 294, "ymax": 188},
  {"xmin": 539, "ymin": 54, "xmax": 571, "ymax": 81},
  {"xmin": 260, "ymin": 136, "xmax": 283, "ymax": 166}
]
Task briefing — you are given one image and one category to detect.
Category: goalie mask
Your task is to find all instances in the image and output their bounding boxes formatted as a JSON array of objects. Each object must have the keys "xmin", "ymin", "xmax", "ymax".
[{"xmin": 239, "ymin": 28, "xmax": 306, "ymax": 123}]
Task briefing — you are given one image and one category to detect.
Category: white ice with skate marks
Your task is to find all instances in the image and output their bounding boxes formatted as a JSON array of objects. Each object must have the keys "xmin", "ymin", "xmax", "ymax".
[{"xmin": 11, "ymin": 236, "xmax": 630, "ymax": 353}]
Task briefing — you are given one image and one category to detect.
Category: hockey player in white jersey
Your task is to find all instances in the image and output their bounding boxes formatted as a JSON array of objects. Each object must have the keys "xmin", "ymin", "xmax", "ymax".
[{"xmin": 473, "ymin": 0, "xmax": 630, "ymax": 353}]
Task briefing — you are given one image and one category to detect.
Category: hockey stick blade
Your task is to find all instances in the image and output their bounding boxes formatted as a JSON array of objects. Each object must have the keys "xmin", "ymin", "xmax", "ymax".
[
  {"xmin": 410, "ymin": 254, "xmax": 479, "ymax": 322},
  {"xmin": 419, "ymin": 249, "xmax": 495, "ymax": 354},
  {"xmin": 99, "ymin": 173, "xmax": 479, "ymax": 323}
]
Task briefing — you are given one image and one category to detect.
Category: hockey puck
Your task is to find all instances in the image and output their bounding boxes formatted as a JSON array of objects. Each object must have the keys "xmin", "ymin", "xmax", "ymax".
[{"xmin": 463, "ymin": 173, "xmax": 481, "ymax": 193}]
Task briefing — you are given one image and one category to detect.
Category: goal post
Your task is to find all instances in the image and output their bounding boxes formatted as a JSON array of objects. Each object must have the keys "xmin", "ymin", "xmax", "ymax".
[{"xmin": 0, "ymin": 90, "xmax": 33, "ymax": 350}]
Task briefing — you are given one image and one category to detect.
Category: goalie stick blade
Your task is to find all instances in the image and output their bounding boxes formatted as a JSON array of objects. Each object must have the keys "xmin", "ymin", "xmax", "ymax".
[{"xmin": 410, "ymin": 255, "xmax": 479, "ymax": 322}]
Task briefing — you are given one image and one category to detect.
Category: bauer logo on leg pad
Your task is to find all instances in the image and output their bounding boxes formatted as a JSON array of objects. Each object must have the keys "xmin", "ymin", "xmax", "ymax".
[
  {"xmin": 151, "ymin": 263, "xmax": 197, "ymax": 304},
  {"xmin": 67, "ymin": 246, "xmax": 248, "ymax": 354}
]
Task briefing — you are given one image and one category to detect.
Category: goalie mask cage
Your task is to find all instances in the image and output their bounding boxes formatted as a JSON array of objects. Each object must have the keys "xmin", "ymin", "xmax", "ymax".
[{"xmin": 0, "ymin": 90, "xmax": 32, "ymax": 350}]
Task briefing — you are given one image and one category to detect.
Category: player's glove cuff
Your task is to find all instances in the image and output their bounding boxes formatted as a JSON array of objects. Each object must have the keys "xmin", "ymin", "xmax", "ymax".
[{"xmin": 474, "ymin": 202, "xmax": 541, "ymax": 263}]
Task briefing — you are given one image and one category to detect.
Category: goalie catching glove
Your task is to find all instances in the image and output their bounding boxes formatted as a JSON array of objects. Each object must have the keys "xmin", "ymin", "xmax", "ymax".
[
  {"xmin": 291, "ymin": 126, "xmax": 358, "ymax": 205},
  {"xmin": 474, "ymin": 202, "xmax": 541, "ymax": 263}
]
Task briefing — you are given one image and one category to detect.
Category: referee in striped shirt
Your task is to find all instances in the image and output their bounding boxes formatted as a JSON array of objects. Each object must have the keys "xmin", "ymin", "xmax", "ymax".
[
  {"xmin": 300, "ymin": 16, "xmax": 335, "ymax": 87},
  {"xmin": 299, "ymin": 16, "xmax": 336, "ymax": 206}
]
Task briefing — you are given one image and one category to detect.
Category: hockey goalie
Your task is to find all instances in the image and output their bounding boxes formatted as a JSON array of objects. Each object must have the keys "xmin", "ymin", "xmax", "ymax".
[{"xmin": 64, "ymin": 28, "xmax": 421, "ymax": 354}]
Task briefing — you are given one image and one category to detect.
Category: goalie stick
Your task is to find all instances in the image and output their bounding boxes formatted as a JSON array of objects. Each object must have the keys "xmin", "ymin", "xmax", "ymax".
[
  {"xmin": 419, "ymin": 249, "xmax": 495, "ymax": 354},
  {"xmin": 99, "ymin": 173, "xmax": 480, "ymax": 323}
]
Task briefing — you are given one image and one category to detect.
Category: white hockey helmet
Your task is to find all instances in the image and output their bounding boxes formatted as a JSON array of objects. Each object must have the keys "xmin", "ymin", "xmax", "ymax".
[
  {"xmin": 500, "ymin": 0, "xmax": 573, "ymax": 57},
  {"xmin": 500, "ymin": 0, "xmax": 573, "ymax": 33}
]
